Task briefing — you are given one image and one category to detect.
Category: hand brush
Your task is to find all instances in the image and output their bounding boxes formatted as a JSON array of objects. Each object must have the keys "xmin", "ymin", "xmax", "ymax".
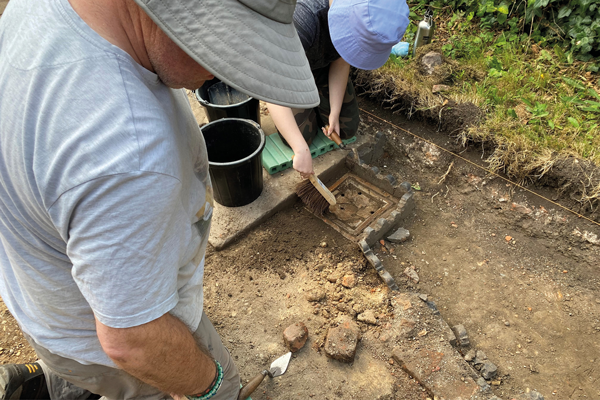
[{"xmin": 296, "ymin": 174, "xmax": 336, "ymax": 216}]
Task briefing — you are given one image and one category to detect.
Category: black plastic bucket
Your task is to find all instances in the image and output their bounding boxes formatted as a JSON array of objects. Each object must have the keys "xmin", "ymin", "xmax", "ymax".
[
  {"xmin": 195, "ymin": 78, "xmax": 261, "ymax": 124},
  {"xmin": 201, "ymin": 118, "xmax": 266, "ymax": 207}
]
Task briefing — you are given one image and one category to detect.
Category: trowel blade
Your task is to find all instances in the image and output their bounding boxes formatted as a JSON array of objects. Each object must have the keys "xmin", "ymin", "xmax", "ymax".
[{"xmin": 269, "ymin": 352, "xmax": 292, "ymax": 378}]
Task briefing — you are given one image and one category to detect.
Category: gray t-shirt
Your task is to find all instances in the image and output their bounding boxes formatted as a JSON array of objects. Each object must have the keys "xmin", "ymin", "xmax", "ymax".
[
  {"xmin": 293, "ymin": 0, "xmax": 340, "ymax": 71},
  {"xmin": 0, "ymin": 0, "xmax": 213, "ymax": 367}
]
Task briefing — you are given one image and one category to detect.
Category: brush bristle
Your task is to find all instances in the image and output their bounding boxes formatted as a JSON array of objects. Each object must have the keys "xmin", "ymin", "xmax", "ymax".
[{"xmin": 296, "ymin": 179, "xmax": 330, "ymax": 216}]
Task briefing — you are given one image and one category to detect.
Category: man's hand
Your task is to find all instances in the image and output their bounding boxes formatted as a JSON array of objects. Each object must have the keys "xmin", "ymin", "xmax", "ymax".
[{"xmin": 96, "ymin": 312, "xmax": 215, "ymax": 397}]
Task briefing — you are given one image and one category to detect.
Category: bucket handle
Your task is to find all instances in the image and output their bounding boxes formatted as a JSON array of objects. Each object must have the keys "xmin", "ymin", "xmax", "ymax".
[{"xmin": 194, "ymin": 89, "xmax": 211, "ymax": 107}]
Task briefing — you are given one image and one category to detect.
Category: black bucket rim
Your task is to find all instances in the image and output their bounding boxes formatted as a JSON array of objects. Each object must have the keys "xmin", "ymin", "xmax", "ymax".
[
  {"xmin": 194, "ymin": 86, "xmax": 255, "ymax": 109},
  {"xmin": 201, "ymin": 118, "xmax": 266, "ymax": 168}
]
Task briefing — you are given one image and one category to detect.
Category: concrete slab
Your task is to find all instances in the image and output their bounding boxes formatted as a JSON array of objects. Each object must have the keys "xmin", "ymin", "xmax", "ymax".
[
  {"xmin": 185, "ymin": 90, "xmax": 364, "ymax": 250},
  {"xmin": 209, "ymin": 148, "xmax": 349, "ymax": 250}
]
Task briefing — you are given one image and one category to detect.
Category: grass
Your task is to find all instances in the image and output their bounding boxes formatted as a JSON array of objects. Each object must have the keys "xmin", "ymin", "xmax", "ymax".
[{"xmin": 365, "ymin": 10, "xmax": 600, "ymax": 193}]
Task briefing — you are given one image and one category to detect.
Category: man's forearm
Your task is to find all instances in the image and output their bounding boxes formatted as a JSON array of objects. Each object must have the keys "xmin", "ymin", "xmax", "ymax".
[{"xmin": 96, "ymin": 312, "xmax": 216, "ymax": 396}]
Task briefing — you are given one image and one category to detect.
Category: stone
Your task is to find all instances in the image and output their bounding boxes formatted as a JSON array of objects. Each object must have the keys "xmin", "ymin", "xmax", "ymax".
[
  {"xmin": 403, "ymin": 267, "xmax": 419, "ymax": 283},
  {"xmin": 341, "ymin": 274, "xmax": 357, "ymax": 288},
  {"xmin": 306, "ymin": 289, "xmax": 326, "ymax": 302},
  {"xmin": 432, "ymin": 84, "xmax": 450, "ymax": 93},
  {"xmin": 387, "ymin": 228, "xmax": 410, "ymax": 244},
  {"xmin": 324, "ymin": 317, "xmax": 360, "ymax": 363},
  {"xmin": 327, "ymin": 270, "xmax": 342, "ymax": 283},
  {"xmin": 464, "ymin": 349, "xmax": 476, "ymax": 362},
  {"xmin": 474, "ymin": 350, "xmax": 488, "ymax": 365},
  {"xmin": 476, "ymin": 377, "xmax": 490, "ymax": 391},
  {"xmin": 481, "ymin": 361, "xmax": 498, "ymax": 380},
  {"xmin": 283, "ymin": 322, "xmax": 309, "ymax": 353},
  {"xmin": 451, "ymin": 324, "xmax": 470, "ymax": 347},
  {"xmin": 512, "ymin": 202, "xmax": 533, "ymax": 215},
  {"xmin": 421, "ymin": 51, "xmax": 443, "ymax": 75},
  {"xmin": 418, "ymin": 294, "xmax": 428, "ymax": 302},
  {"xmin": 519, "ymin": 391, "xmax": 545, "ymax": 400},
  {"xmin": 357, "ymin": 310, "xmax": 378, "ymax": 325}
]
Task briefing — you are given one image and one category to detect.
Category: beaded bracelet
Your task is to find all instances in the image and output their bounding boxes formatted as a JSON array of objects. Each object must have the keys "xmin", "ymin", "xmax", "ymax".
[{"xmin": 187, "ymin": 360, "xmax": 224, "ymax": 400}]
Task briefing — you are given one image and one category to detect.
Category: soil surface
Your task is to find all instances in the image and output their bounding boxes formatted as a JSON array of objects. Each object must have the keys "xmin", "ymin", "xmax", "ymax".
[
  {"xmin": 2, "ymin": 97, "xmax": 599, "ymax": 400},
  {"xmin": 1, "ymin": 3, "xmax": 600, "ymax": 397}
]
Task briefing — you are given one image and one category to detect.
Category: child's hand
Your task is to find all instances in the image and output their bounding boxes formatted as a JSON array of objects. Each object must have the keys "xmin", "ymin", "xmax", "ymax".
[
  {"xmin": 293, "ymin": 150, "xmax": 314, "ymax": 179},
  {"xmin": 323, "ymin": 119, "xmax": 341, "ymax": 139}
]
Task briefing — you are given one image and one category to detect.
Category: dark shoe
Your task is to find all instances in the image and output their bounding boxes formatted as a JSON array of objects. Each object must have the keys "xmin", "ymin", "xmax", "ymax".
[{"xmin": 0, "ymin": 363, "xmax": 49, "ymax": 400}]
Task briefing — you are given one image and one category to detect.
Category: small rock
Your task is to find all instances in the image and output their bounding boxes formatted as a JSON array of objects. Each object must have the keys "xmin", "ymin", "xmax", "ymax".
[
  {"xmin": 432, "ymin": 84, "xmax": 450, "ymax": 93},
  {"xmin": 320, "ymin": 242, "xmax": 328, "ymax": 248},
  {"xmin": 519, "ymin": 390, "xmax": 545, "ymax": 400},
  {"xmin": 306, "ymin": 289, "xmax": 326, "ymax": 302},
  {"xmin": 418, "ymin": 294, "xmax": 428, "ymax": 302},
  {"xmin": 357, "ymin": 310, "xmax": 378, "ymax": 325},
  {"xmin": 387, "ymin": 228, "xmax": 410, "ymax": 244},
  {"xmin": 421, "ymin": 51, "xmax": 443, "ymax": 75},
  {"xmin": 476, "ymin": 377, "xmax": 490, "ymax": 391},
  {"xmin": 512, "ymin": 202, "xmax": 533, "ymax": 215},
  {"xmin": 474, "ymin": 350, "xmax": 488, "ymax": 365},
  {"xmin": 464, "ymin": 349, "xmax": 477, "ymax": 362},
  {"xmin": 403, "ymin": 267, "xmax": 419, "ymax": 283},
  {"xmin": 452, "ymin": 324, "xmax": 470, "ymax": 347},
  {"xmin": 327, "ymin": 271, "xmax": 342, "ymax": 283},
  {"xmin": 341, "ymin": 274, "xmax": 356, "ymax": 288},
  {"xmin": 481, "ymin": 361, "xmax": 498, "ymax": 380},
  {"xmin": 352, "ymin": 303, "xmax": 365, "ymax": 314},
  {"xmin": 504, "ymin": 321, "xmax": 510, "ymax": 326},
  {"xmin": 283, "ymin": 322, "xmax": 309, "ymax": 353},
  {"xmin": 324, "ymin": 317, "xmax": 360, "ymax": 363}
]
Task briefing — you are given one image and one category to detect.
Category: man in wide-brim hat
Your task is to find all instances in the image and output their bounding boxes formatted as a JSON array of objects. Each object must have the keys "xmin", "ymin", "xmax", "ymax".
[{"xmin": 0, "ymin": 0, "xmax": 318, "ymax": 399}]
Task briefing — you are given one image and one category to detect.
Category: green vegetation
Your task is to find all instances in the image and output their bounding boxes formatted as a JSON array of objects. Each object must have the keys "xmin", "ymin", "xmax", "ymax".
[{"xmin": 373, "ymin": 2, "xmax": 600, "ymax": 187}]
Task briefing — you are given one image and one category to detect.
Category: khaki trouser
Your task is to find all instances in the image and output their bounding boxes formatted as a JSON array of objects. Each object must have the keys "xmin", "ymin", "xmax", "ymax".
[{"xmin": 27, "ymin": 312, "xmax": 240, "ymax": 400}]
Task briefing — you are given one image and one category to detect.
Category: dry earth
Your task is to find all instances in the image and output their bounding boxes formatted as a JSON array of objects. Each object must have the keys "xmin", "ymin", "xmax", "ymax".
[{"xmin": 2, "ymin": 2, "xmax": 600, "ymax": 398}]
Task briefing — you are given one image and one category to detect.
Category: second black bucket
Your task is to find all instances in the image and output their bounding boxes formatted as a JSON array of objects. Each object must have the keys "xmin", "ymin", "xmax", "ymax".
[
  {"xmin": 195, "ymin": 78, "xmax": 261, "ymax": 124},
  {"xmin": 201, "ymin": 118, "xmax": 266, "ymax": 207}
]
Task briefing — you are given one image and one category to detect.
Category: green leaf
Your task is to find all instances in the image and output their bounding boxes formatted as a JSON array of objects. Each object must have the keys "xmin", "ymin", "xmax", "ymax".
[
  {"xmin": 568, "ymin": 117, "xmax": 580, "ymax": 128},
  {"xmin": 498, "ymin": 2, "xmax": 509, "ymax": 14},
  {"xmin": 508, "ymin": 109, "xmax": 518, "ymax": 119},
  {"xmin": 557, "ymin": 6, "xmax": 572, "ymax": 19},
  {"xmin": 548, "ymin": 120, "xmax": 555, "ymax": 129}
]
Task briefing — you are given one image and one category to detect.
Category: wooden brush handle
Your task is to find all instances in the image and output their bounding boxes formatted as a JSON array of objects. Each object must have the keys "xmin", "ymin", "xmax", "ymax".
[
  {"xmin": 238, "ymin": 370, "xmax": 269, "ymax": 400},
  {"xmin": 308, "ymin": 175, "xmax": 336, "ymax": 206}
]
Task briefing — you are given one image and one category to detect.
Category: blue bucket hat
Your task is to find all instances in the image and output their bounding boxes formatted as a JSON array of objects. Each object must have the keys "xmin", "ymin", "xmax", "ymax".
[{"xmin": 328, "ymin": 0, "xmax": 410, "ymax": 70}]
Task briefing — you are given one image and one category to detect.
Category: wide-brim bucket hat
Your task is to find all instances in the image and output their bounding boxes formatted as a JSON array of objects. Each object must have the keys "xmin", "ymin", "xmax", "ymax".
[
  {"xmin": 329, "ymin": 0, "xmax": 410, "ymax": 70},
  {"xmin": 134, "ymin": 0, "xmax": 319, "ymax": 108}
]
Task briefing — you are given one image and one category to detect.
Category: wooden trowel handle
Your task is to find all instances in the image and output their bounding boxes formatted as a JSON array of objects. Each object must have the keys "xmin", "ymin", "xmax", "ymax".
[
  {"xmin": 329, "ymin": 131, "xmax": 346, "ymax": 149},
  {"xmin": 238, "ymin": 370, "xmax": 268, "ymax": 400},
  {"xmin": 324, "ymin": 126, "xmax": 346, "ymax": 149}
]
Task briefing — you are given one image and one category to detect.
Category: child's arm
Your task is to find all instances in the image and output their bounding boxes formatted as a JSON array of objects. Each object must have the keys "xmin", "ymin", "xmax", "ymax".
[
  {"xmin": 266, "ymin": 103, "xmax": 314, "ymax": 177},
  {"xmin": 324, "ymin": 57, "xmax": 350, "ymax": 137}
]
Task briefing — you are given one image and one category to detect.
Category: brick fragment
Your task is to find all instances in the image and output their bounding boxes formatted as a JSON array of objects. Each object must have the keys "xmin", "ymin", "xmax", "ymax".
[
  {"xmin": 283, "ymin": 322, "xmax": 309, "ymax": 353},
  {"xmin": 341, "ymin": 274, "xmax": 356, "ymax": 288},
  {"xmin": 324, "ymin": 318, "xmax": 360, "ymax": 363}
]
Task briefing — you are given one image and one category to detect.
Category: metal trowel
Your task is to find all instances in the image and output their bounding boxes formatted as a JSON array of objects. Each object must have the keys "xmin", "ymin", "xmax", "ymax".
[{"xmin": 237, "ymin": 352, "xmax": 292, "ymax": 400}]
